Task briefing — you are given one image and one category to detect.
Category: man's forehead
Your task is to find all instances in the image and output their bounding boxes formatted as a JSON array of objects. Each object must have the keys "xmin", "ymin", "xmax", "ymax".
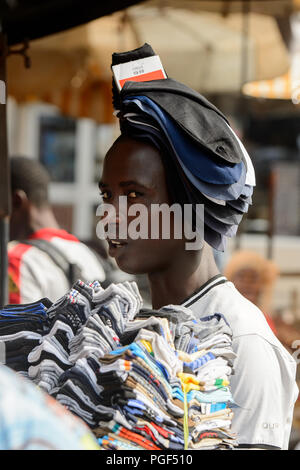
[{"xmin": 103, "ymin": 137, "xmax": 165, "ymax": 183}]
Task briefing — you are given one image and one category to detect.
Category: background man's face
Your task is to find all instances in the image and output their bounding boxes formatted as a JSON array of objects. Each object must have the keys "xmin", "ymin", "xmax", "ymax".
[
  {"xmin": 231, "ymin": 267, "xmax": 261, "ymax": 306},
  {"xmin": 100, "ymin": 137, "xmax": 186, "ymax": 275}
]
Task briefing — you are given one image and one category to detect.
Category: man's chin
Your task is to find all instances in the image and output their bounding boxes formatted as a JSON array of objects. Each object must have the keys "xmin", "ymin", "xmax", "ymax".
[
  {"xmin": 116, "ymin": 262, "xmax": 145, "ymax": 276},
  {"xmin": 114, "ymin": 255, "xmax": 150, "ymax": 276}
]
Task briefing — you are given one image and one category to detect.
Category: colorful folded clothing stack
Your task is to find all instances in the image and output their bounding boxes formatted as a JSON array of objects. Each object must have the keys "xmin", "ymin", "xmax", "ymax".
[
  {"xmin": 94, "ymin": 305, "xmax": 237, "ymax": 450},
  {"xmin": 0, "ymin": 279, "xmax": 238, "ymax": 449}
]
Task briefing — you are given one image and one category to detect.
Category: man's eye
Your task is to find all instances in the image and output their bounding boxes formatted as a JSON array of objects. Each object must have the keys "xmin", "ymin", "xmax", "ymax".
[
  {"xmin": 127, "ymin": 191, "xmax": 142, "ymax": 198},
  {"xmin": 99, "ymin": 191, "xmax": 109, "ymax": 200},
  {"xmin": 128, "ymin": 191, "xmax": 137, "ymax": 198}
]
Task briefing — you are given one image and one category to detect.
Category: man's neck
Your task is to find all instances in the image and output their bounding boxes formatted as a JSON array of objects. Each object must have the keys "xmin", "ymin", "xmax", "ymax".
[
  {"xmin": 25, "ymin": 206, "xmax": 60, "ymax": 239},
  {"xmin": 148, "ymin": 243, "xmax": 220, "ymax": 310}
]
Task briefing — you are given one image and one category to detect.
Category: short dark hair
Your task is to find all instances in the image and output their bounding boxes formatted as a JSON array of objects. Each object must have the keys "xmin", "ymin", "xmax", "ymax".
[{"xmin": 10, "ymin": 156, "xmax": 50, "ymax": 208}]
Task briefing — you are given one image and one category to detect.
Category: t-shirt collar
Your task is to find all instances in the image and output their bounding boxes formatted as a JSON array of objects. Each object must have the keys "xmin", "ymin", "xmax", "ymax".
[{"xmin": 181, "ymin": 274, "xmax": 228, "ymax": 308}]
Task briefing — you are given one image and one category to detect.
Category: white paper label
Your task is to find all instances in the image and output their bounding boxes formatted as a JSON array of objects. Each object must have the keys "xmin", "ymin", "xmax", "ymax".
[{"xmin": 112, "ymin": 55, "xmax": 167, "ymax": 91}]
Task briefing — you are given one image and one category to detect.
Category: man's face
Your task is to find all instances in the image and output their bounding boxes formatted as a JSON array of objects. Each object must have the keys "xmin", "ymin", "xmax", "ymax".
[{"xmin": 99, "ymin": 136, "xmax": 186, "ymax": 275}]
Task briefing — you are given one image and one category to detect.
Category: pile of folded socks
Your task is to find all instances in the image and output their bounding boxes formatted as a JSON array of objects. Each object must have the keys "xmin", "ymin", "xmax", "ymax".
[
  {"xmin": 111, "ymin": 43, "xmax": 256, "ymax": 252},
  {"xmin": 94, "ymin": 304, "xmax": 237, "ymax": 450},
  {"xmin": 0, "ymin": 279, "xmax": 238, "ymax": 449},
  {"xmin": 48, "ymin": 281, "xmax": 143, "ymax": 427},
  {"xmin": 0, "ymin": 299, "xmax": 51, "ymax": 378},
  {"xmin": 27, "ymin": 280, "xmax": 101, "ymax": 393}
]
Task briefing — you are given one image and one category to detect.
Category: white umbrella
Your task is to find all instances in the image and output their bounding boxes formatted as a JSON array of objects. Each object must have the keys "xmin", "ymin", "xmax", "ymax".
[{"xmin": 7, "ymin": 5, "xmax": 290, "ymax": 98}]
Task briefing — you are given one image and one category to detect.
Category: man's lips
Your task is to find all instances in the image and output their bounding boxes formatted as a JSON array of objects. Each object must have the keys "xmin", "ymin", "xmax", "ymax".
[{"xmin": 107, "ymin": 239, "xmax": 128, "ymax": 250}]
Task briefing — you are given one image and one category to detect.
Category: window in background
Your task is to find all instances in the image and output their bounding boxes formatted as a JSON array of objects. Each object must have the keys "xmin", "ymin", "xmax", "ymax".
[
  {"xmin": 39, "ymin": 115, "xmax": 76, "ymax": 182},
  {"xmin": 244, "ymin": 108, "xmax": 300, "ymax": 236}
]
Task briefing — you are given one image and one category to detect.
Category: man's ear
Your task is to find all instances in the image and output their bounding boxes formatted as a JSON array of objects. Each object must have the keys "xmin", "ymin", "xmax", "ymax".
[{"xmin": 12, "ymin": 189, "xmax": 29, "ymax": 210}]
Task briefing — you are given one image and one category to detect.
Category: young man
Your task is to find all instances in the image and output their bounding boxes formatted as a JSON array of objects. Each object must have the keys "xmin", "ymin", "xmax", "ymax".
[
  {"xmin": 8, "ymin": 156, "xmax": 105, "ymax": 304},
  {"xmin": 98, "ymin": 48, "xmax": 298, "ymax": 449}
]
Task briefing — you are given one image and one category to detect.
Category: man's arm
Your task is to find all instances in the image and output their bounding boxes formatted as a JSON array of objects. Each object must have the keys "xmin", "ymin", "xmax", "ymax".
[{"xmin": 230, "ymin": 333, "xmax": 298, "ymax": 449}]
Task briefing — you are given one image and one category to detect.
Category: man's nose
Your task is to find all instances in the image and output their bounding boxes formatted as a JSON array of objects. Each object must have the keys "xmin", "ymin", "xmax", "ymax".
[
  {"xmin": 105, "ymin": 195, "xmax": 128, "ymax": 224},
  {"xmin": 101, "ymin": 196, "xmax": 129, "ymax": 240}
]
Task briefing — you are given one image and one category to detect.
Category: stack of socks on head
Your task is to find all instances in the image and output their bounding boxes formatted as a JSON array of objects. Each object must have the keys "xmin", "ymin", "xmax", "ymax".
[
  {"xmin": 0, "ymin": 300, "xmax": 51, "ymax": 378},
  {"xmin": 111, "ymin": 43, "xmax": 256, "ymax": 252},
  {"xmin": 0, "ymin": 279, "xmax": 238, "ymax": 449}
]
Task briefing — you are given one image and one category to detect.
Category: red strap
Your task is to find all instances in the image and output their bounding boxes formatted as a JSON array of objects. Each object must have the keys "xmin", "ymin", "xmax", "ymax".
[
  {"xmin": 8, "ymin": 243, "xmax": 32, "ymax": 304},
  {"xmin": 28, "ymin": 228, "xmax": 79, "ymax": 243}
]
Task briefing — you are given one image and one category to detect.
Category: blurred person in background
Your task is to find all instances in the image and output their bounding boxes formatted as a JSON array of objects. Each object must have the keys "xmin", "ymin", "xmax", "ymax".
[
  {"xmin": 224, "ymin": 250, "xmax": 278, "ymax": 334},
  {"xmin": 8, "ymin": 156, "xmax": 106, "ymax": 304}
]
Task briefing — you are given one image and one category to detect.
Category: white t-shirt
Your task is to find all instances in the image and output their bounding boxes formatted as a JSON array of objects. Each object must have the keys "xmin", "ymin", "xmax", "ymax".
[
  {"xmin": 181, "ymin": 274, "xmax": 299, "ymax": 449},
  {"xmin": 8, "ymin": 228, "xmax": 105, "ymax": 304}
]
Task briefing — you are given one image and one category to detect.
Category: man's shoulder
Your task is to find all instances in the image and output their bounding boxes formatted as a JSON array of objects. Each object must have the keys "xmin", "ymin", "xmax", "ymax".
[
  {"xmin": 8, "ymin": 240, "xmax": 32, "ymax": 259},
  {"xmin": 190, "ymin": 281, "xmax": 276, "ymax": 340},
  {"xmin": 8, "ymin": 235, "xmax": 105, "ymax": 283},
  {"xmin": 190, "ymin": 280, "xmax": 297, "ymax": 368},
  {"xmin": 49, "ymin": 235, "xmax": 106, "ymax": 282}
]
